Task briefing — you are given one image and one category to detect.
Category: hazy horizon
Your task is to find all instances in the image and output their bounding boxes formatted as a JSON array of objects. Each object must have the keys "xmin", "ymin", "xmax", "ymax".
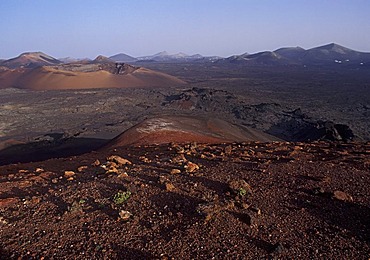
[{"xmin": 1, "ymin": 0, "xmax": 370, "ymax": 59}]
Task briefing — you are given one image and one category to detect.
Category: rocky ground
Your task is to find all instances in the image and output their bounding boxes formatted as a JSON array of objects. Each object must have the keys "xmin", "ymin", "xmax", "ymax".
[
  {"xmin": 0, "ymin": 62, "xmax": 369, "ymax": 259},
  {"xmin": 0, "ymin": 141, "xmax": 369, "ymax": 259},
  {"xmin": 0, "ymin": 84, "xmax": 367, "ymax": 150}
]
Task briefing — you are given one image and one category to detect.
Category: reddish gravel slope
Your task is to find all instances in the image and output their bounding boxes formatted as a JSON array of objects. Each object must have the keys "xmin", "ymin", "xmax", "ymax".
[
  {"xmin": 0, "ymin": 141, "xmax": 369, "ymax": 259},
  {"xmin": 105, "ymin": 116, "xmax": 281, "ymax": 147}
]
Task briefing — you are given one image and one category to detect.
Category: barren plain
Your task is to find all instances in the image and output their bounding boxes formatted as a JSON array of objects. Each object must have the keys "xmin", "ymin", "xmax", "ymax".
[{"xmin": 0, "ymin": 60, "xmax": 369, "ymax": 259}]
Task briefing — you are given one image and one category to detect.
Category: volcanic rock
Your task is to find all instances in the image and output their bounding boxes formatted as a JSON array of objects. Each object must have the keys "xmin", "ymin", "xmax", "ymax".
[
  {"xmin": 170, "ymin": 169, "xmax": 181, "ymax": 174},
  {"xmin": 107, "ymin": 155, "xmax": 132, "ymax": 166},
  {"xmin": 333, "ymin": 190, "xmax": 353, "ymax": 202},
  {"xmin": 185, "ymin": 161, "xmax": 199, "ymax": 173},
  {"xmin": 64, "ymin": 171, "xmax": 76, "ymax": 178},
  {"xmin": 119, "ymin": 210, "xmax": 133, "ymax": 221}
]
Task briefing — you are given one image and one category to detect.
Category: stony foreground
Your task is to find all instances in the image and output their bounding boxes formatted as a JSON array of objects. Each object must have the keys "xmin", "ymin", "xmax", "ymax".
[{"xmin": 0, "ymin": 141, "xmax": 369, "ymax": 259}]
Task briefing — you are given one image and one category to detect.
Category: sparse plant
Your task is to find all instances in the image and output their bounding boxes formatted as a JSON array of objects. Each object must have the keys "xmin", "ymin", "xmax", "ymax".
[
  {"xmin": 113, "ymin": 191, "xmax": 131, "ymax": 205},
  {"xmin": 238, "ymin": 188, "xmax": 247, "ymax": 197}
]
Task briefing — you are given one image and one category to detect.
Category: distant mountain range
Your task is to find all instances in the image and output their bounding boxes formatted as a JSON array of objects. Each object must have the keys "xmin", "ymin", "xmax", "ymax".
[
  {"xmin": 1, "ymin": 43, "xmax": 369, "ymax": 68},
  {"xmin": 109, "ymin": 53, "xmax": 137, "ymax": 63},
  {"xmin": 135, "ymin": 51, "xmax": 205, "ymax": 62},
  {"xmin": 222, "ymin": 43, "xmax": 370, "ymax": 66},
  {"xmin": 108, "ymin": 51, "xmax": 221, "ymax": 62}
]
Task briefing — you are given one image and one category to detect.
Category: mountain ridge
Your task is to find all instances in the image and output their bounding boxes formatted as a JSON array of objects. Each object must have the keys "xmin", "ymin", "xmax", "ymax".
[
  {"xmin": 220, "ymin": 43, "xmax": 370, "ymax": 66},
  {"xmin": 109, "ymin": 53, "xmax": 137, "ymax": 63},
  {"xmin": 1, "ymin": 43, "xmax": 370, "ymax": 67}
]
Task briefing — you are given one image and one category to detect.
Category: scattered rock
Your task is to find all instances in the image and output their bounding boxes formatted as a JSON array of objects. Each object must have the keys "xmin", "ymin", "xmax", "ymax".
[
  {"xmin": 289, "ymin": 146, "xmax": 302, "ymax": 157},
  {"xmin": 224, "ymin": 145, "xmax": 232, "ymax": 155},
  {"xmin": 158, "ymin": 175, "xmax": 169, "ymax": 185},
  {"xmin": 92, "ymin": 159, "xmax": 101, "ymax": 166},
  {"xmin": 312, "ymin": 187, "xmax": 325, "ymax": 195},
  {"xmin": 77, "ymin": 166, "xmax": 88, "ymax": 172},
  {"xmin": 139, "ymin": 156, "xmax": 151, "ymax": 163},
  {"xmin": 119, "ymin": 210, "xmax": 132, "ymax": 221},
  {"xmin": 196, "ymin": 202, "xmax": 223, "ymax": 222},
  {"xmin": 106, "ymin": 161, "xmax": 118, "ymax": 168},
  {"xmin": 28, "ymin": 175, "xmax": 45, "ymax": 183},
  {"xmin": 0, "ymin": 216, "xmax": 8, "ymax": 225},
  {"xmin": 118, "ymin": 172, "xmax": 129, "ymax": 178},
  {"xmin": 64, "ymin": 171, "xmax": 76, "ymax": 178},
  {"xmin": 250, "ymin": 207, "xmax": 261, "ymax": 215},
  {"xmin": 171, "ymin": 154, "xmax": 187, "ymax": 164},
  {"xmin": 30, "ymin": 197, "xmax": 41, "ymax": 204},
  {"xmin": 35, "ymin": 168, "xmax": 44, "ymax": 173},
  {"xmin": 189, "ymin": 142, "xmax": 198, "ymax": 154},
  {"xmin": 185, "ymin": 161, "xmax": 199, "ymax": 173},
  {"xmin": 18, "ymin": 180, "xmax": 32, "ymax": 188},
  {"xmin": 39, "ymin": 171, "xmax": 54, "ymax": 179},
  {"xmin": 106, "ymin": 168, "xmax": 119, "ymax": 174},
  {"xmin": 18, "ymin": 169, "xmax": 29, "ymax": 173},
  {"xmin": 160, "ymin": 253, "xmax": 171, "ymax": 260},
  {"xmin": 196, "ymin": 201, "xmax": 234, "ymax": 223},
  {"xmin": 170, "ymin": 169, "xmax": 181, "ymax": 174},
  {"xmin": 165, "ymin": 182, "xmax": 176, "ymax": 192},
  {"xmin": 333, "ymin": 190, "xmax": 353, "ymax": 202},
  {"xmin": 241, "ymin": 202, "xmax": 250, "ymax": 209},
  {"xmin": 107, "ymin": 155, "xmax": 132, "ymax": 166},
  {"xmin": 174, "ymin": 145, "xmax": 185, "ymax": 154}
]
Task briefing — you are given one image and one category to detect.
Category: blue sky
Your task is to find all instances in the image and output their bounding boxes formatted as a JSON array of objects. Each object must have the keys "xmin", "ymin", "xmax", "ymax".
[{"xmin": 0, "ymin": 0, "xmax": 369, "ymax": 58}]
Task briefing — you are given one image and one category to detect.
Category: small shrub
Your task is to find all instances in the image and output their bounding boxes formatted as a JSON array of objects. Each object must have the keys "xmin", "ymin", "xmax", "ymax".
[
  {"xmin": 113, "ymin": 191, "xmax": 131, "ymax": 205},
  {"xmin": 238, "ymin": 188, "xmax": 247, "ymax": 197}
]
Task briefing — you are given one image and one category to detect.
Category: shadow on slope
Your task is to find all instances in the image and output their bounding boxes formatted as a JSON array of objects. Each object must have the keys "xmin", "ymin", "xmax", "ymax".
[
  {"xmin": 0, "ymin": 116, "xmax": 281, "ymax": 165},
  {"xmin": 0, "ymin": 134, "xmax": 109, "ymax": 166},
  {"xmin": 293, "ymin": 192, "xmax": 370, "ymax": 242},
  {"xmin": 267, "ymin": 119, "xmax": 355, "ymax": 142}
]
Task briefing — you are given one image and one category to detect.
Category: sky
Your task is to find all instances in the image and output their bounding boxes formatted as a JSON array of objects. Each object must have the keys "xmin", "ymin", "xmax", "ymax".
[{"xmin": 1, "ymin": 0, "xmax": 370, "ymax": 59}]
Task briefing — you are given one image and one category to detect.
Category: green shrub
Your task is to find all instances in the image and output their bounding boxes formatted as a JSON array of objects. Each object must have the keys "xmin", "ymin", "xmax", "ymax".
[
  {"xmin": 238, "ymin": 188, "xmax": 247, "ymax": 197},
  {"xmin": 113, "ymin": 191, "xmax": 131, "ymax": 204}
]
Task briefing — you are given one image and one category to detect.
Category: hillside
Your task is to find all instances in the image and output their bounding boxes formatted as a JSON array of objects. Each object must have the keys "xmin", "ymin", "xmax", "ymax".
[
  {"xmin": 0, "ymin": 52, "xmax": 62, "ymax": 69},
  {"xmin": 0, "ymin": 61, "xmax": 186, "ymax": 90},
  {"xmin": 219, "ymin": 43, "xmax": 370, "ymax": 66},
  {"xmin": 0, "ymin": 141, "xmax": 369, "ymax": 258},
  {"xmin": 105, "ymin": 116, "xmax": 281, "ymax": 147}
]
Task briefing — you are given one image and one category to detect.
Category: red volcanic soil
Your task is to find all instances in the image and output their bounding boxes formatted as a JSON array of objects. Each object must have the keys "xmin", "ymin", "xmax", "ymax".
[
  {"xmin": 0, "ymin": 68, "xmax": 25, "ymax": 87},
  {"xmin": 0, "ymin": 141, "xmax": 369, "ymax": 259},
  {"xmin": 105, "ymin": 116, "xmax": 281, "ymax": 147},
  {"xmin": 0, "ymin": 66, "xmax": 186, "ymax": 90}
]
